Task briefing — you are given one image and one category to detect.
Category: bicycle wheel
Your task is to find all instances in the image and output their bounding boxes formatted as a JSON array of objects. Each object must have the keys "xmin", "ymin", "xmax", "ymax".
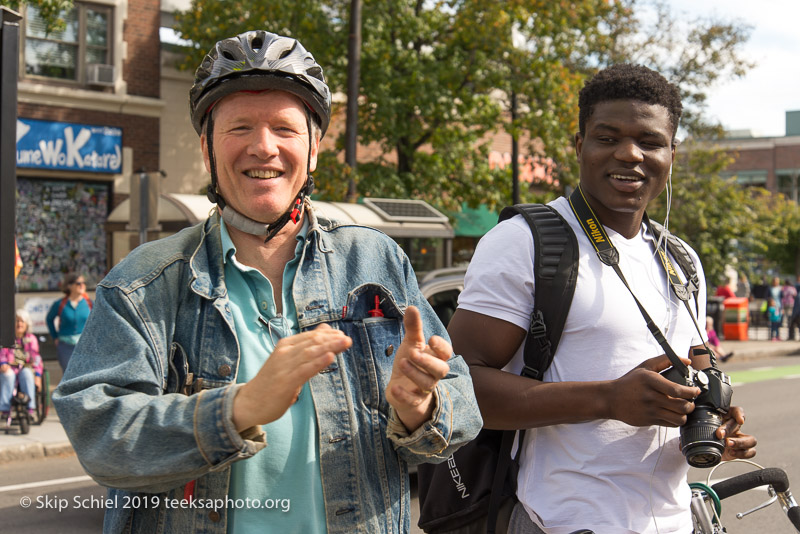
[
  {"xmin": 17, "ymin": 406, "xmax": 30, "ymax": 435},
  {"xmin": 36, "ymin": 368, "xmax": 50, "ymax": 424}
]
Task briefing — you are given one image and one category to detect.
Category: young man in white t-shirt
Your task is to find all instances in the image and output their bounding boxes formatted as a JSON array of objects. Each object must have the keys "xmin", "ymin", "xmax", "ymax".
[{"xmin": 448, "ymin": 64, "xmax": 757, "ymax": 534}]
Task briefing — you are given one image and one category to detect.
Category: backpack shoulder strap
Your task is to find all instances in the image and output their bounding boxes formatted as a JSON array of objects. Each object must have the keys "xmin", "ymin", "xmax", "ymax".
[
  {"xmin": 57, "ymin": 296, "xmax": 69, "ymax": 319},
  {"xmin": 498, "ymin": 203, "xmax": 578, "ymax": 379},
  {"xmin": 649, "ymin": 221, "xmax": 701, "ymax": 314}
]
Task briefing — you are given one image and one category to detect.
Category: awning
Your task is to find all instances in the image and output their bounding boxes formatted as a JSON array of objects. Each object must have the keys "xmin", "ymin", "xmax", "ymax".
[
  {"xmin": 106, "ymin": 195, "xmax": 454, "ymax": 239},
  {"xmin": 450, "ymin": 203, "xmax": 499, "ymax": 237}
]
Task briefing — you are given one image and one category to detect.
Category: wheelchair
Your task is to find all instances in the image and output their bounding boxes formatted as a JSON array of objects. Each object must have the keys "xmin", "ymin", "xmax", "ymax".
[{"xmin": 2, "ymin": 365, "xmax": 50, "ymax": 435}]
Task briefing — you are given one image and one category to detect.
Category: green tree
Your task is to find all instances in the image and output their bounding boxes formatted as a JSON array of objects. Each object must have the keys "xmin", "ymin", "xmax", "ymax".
[
  {"xmin": 173, "ymin": 0, "xmax": 622, "ymax": 211},
  {"xmin": 4, "ymin": 0, "xmax": 73, "ymax": 34},
  {"xmin": 604, "ymin": 0, "xmax": 754, "ymax": 138},
  {"xmin": 172, "ymin": 0, "xmax": 348, "ymax": 90},
  {"xmin": 647, "ymin": 141, "xmax": 792, "ymax": 290},
  {"xmin": 764, "ymin": 195, "xmax": 800, "ymax": 278},
  {"xmin": 173, "ymin": 0, "xmax": 762, "ymax": 233}
]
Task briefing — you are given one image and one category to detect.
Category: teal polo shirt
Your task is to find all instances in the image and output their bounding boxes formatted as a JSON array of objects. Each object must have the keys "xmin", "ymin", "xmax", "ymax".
[{"xmin": 220, "ymin": 219, "xmax": 326, "ymax": 534}]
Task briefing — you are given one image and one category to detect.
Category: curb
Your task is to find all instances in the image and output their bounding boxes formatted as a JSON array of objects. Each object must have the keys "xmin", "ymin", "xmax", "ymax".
[{"xmin": 0, "ymin": 441, "xmax": 74, "ymax": 464}]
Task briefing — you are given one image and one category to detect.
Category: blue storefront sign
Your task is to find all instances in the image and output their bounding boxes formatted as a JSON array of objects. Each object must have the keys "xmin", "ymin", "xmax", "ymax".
[{"xmin": 16, "ymin": 118, "xmax": 122, "ymax": 174}]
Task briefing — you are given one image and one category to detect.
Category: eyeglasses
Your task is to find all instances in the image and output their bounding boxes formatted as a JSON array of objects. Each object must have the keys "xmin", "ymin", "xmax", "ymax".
[
  {"xmin": 74, "ymin": 281, "xmax": 86, "ymax": 286},
  {"xmin": 258, "ymin": 314, "xmax": 291, "ymax": 347}
]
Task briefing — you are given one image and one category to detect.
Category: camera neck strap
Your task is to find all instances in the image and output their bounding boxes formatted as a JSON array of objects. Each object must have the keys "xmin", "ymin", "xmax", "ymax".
[{"xmin": 567, "ymin": 186, "xmax": 713, "ymax": 372}]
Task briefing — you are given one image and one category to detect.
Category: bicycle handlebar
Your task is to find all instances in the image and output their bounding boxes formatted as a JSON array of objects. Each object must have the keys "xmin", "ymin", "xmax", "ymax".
[
  {"xmin": 790, "ymin": 507, "xmax": 800, "ymax": 529},
  {"xmin": 711, "ymin": 467, "xmax": 800, "ymax": 531},
  {"xmin": 711, "ymin": 467, "xmax": 789, "ymax": 499}
]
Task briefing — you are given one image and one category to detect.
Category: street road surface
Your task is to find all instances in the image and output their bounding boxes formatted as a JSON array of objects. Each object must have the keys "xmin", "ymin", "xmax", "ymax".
[{"xmin": 1, "ymin": 357, "xmax": 797, "ymax": 533}]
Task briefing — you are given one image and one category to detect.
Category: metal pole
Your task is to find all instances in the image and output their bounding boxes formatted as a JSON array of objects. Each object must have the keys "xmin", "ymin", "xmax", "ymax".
[
  {"xmin": 0, "ymin": 7, "xmax": 21, "ymax": 348},
  {"xmin": 344, "ymin": 0, "xmax": 362, "ymax": 202},
  {"xmin": 139, "ymin": 171, "xmax": 149, "ymax": 245},
  {"xmin": 511, "ymin": 90, "xmax": 520, "ymax": 206}
]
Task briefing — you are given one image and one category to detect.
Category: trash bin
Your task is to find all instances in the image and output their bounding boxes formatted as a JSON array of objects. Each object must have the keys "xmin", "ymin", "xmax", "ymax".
[
  {"xmin": 706, "ymin": 296, "xmax": 725, "ymax": 339},
  {"xmin": 722, "ymin": 297, "xmax": 749, "ymax": 341}
]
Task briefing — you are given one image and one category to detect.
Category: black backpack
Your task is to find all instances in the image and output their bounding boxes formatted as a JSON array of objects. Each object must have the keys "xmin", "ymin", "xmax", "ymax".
[
  {"xmin": 417, "ymin": 203, "xmax": 578, "ymax": 534},
  {"xmin": 416, "ymin": 203, "xmax": 700, "ymax": 534}
]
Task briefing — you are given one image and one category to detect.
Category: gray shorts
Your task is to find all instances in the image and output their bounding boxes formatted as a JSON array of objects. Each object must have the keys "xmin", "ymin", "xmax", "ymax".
[{"xmin": 508, "ymin": 501, "xmax": 548, "ymax": 534}]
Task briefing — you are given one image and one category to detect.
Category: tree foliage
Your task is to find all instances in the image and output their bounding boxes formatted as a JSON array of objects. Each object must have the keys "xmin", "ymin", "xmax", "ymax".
[
  {"xmin": 647, "ymin": 141, "xmax": 800, "ymax": 290},
  {"xmin": 4, "ymin": 0, "xmax": 73, "ymax": 34},
  {"xmin": 173, "ymin": 0, "xmax": 800, "ymax": 282},
  {"xmin": 173, "ymin": 0, "xmax": 622, "ymax": 211},
  {"xmin": 604, "ymin": 0, "xmax": 753, "ymax": 137}
]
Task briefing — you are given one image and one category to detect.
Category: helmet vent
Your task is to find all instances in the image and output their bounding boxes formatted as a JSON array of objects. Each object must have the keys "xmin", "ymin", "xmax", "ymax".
[
  {"xmin": 222, "ymin": 51, "xmax": 235, "ymax": 60},
  {"xmin": 251, "ymin": 36, "xmax": 263, "ymax": 51},
  {"xmin": 306, "ymin": 66, "xmax": 323, "ymax": 80}
]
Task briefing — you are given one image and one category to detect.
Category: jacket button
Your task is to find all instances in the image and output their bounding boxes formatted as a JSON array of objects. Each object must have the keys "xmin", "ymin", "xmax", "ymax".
[
  {"xmin": 385, "ymin": 345, "xmax": 394, "ymax": 356},
  {"xmin": 218, "ymin": 364, "xmax": 231, "ymax": 377},
  {"xmin": 208, "ymin": 510, "xmax": 221, "ymax": 522}
]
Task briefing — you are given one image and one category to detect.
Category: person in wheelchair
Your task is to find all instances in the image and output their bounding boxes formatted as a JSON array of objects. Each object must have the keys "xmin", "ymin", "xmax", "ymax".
[{"xmin": 1, "ymin": 309, "xmax": 42, "ymax": 419}]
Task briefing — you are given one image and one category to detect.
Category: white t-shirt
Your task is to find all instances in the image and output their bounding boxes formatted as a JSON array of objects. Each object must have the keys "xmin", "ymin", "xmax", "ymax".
[{"xmin": 458, "ymin": 197, "xmax": 707, "ymax": 534}]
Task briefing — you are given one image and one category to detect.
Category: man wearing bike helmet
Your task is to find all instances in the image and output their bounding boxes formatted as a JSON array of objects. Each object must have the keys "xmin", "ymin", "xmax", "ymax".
[
  {"xmin": 449, "ymin": 65, "xmax": 756, "ymax": 533},
  {"xmin": 54, "ymin": 30, "xmax": 481, "ymax": 534}
]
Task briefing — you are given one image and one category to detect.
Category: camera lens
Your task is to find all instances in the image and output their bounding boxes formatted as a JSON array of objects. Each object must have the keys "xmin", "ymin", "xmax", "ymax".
[{"xmin": 680, "ymin": 407, "xmax": 725, "ymax": 468}]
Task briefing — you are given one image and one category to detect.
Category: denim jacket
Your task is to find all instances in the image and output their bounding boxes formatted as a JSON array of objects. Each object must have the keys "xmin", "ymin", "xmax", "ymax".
[{"xmin": 53, "ymin": 207, "xmax": 482, "ymax": 534}]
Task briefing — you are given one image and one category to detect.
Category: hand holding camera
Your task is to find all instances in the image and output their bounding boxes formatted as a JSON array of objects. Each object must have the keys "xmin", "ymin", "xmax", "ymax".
[
  {"xmin": 609, "ymin": 354, "xmax": 699, "ymax": 428},
  {"xmin": 659, "ymin": 360, "xmax": 733, "ymax": 468}
]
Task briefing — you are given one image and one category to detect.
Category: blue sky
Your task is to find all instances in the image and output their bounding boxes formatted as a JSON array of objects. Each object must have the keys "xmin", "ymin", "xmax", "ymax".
[{"xmin": 668, "ymin": 0, "xmax": 800, "ymax": 137}]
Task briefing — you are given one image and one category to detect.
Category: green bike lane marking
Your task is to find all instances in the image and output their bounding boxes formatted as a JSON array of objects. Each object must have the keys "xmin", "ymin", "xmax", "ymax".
[{"xmin": 728, "ymin": 364, "xmax": 800, "ymax": 385}]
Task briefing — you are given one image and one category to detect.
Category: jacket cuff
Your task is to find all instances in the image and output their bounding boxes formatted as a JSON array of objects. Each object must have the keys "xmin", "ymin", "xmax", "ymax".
[
  {"xmin": 193, "ymin": 383, "xmax": 266, "ymax": 470},
  {"xmin": 387, "ymin": 385, "xmax": 452, "ymax": 459}
]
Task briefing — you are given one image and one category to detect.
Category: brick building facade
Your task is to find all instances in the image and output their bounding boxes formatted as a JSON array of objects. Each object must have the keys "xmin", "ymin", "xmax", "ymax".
[
  {"xmin": 714, "ymin": 111, "xmax": 800, "ymax": 200},
  {"xmin": 14, "ymin": 0, "xmax": 162, "ymax": 314}
]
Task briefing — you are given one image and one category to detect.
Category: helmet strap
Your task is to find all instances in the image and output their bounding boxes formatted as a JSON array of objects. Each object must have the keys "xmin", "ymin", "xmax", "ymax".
[{"xmin": 203, "ymin": 106, "xmax": 314, "ymax": 243}]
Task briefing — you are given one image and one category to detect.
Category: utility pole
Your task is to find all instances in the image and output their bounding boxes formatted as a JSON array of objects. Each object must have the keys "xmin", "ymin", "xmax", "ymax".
[
  {"xmin": 345, "ymin": 0, "xmax": 362, "ymax": 203},
  {"xmin": 0, "ymin": 7, "xmax": 21, "ymax": 348},
  {"xmin": 127, "ymin": 169, "xmax": 166, "ymax": 246},
  {"xmin": 511, "ymin": 90, "xmax": 520, "ymax": 206}
]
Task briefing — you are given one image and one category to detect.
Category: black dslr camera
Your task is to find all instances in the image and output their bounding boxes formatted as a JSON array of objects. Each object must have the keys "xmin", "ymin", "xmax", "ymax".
[{"xmin": 660, "ymin": 358, "xmax": 733, "ymax": 468}]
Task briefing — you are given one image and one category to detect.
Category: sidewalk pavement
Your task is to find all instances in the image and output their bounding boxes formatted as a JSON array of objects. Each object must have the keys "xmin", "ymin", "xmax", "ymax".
[{"xmin": 3, "ymin": 330, "xmax": 800, "ymax": 465}]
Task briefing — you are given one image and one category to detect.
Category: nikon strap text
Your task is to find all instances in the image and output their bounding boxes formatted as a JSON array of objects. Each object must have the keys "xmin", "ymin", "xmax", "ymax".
[{"xmin": 567, "ymin": 185, "xmax": 712, "ymax": 371}]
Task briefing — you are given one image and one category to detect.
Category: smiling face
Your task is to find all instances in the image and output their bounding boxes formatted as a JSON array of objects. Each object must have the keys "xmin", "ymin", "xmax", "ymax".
[
  {"xmin": 575, "ymin": 99, "xmax": 676, "ymax": 237},
  {"xmin": 201, "ymin": 90, "xmax": 319, "ymax": 225}
]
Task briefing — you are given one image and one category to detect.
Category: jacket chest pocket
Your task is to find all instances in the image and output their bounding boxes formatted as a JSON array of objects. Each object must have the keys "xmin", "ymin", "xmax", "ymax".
[
  {"xmin": 360, "ymin": 316, "xmax": 404, "ymax": 411},
  {"xmin": 340, "ymin": 284, "xmax": 405, "ymax": 413}
]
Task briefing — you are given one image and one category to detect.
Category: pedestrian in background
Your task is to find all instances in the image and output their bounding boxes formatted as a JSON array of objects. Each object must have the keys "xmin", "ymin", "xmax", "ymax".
[
  {"xmin": 788, "ymin": 287, "xmax": 800, "ymax": 341},
  {"xmin": 735, "ymin": 273, "xmax": 750, "ymax": 298},
  {"xmin": 46, "ymin": 272, "xmax": 92, "ymax": 372},
  {"xmin": 781, "ymin": 278, "xmax": 796, "ymax": 327},
  {"xmin": 0, "ymin": 309, "xmax": 42, "ymax": 418},
  {"xmin": 769, "ymin": 276, "xmax": 782, "ymax": 304},
  {"xmin": 768, "ymin": 297, "xmax": 782, "ymax": 341},
  {"xmin": 715, "ymin": 275, "xmax": 736, "ymax": 299},
  {"xmin": 706, "ymin": 317, "xmax": 733, "ymax": 362}
]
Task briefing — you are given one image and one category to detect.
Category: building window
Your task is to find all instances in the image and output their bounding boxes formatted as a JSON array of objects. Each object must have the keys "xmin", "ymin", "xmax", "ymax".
[
  {"xmin": 722, "ymin": 170, "xmax": 767, "ymax": 188},
  {"xmin": 777, "ymin": 170, "xmax": 800, "ymax": 202},
  {"xmin": 23, "ymin": 2, "xmax": 111, "ymax": 84}
]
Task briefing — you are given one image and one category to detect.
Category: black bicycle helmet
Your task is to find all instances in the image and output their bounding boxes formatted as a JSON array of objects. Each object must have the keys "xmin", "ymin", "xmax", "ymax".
[{"xmin": 189, "ymin": 30, "xmax": 331, "ymax": 136}]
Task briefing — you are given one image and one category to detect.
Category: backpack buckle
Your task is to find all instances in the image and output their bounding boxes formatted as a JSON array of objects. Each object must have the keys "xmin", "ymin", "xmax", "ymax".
[{"xmin": 529, "ymin": 309, "xmax": 547, "ymax": 338}]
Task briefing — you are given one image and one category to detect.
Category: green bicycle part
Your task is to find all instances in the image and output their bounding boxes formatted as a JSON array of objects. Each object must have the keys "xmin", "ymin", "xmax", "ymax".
[{"xmin": 690, "ymin": 482, "xmax": 722, "ymax": 520}]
